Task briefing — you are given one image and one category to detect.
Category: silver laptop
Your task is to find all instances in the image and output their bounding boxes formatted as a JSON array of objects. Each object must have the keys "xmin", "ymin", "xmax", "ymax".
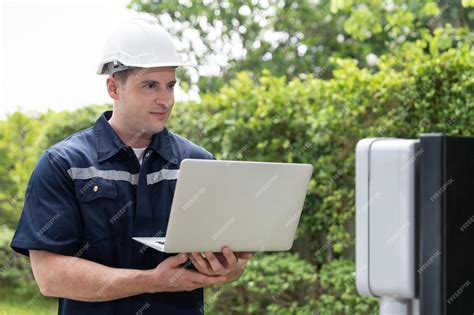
[{"xmin": 133, "ymin": 159, "xmax": 313, "ymax": 253}]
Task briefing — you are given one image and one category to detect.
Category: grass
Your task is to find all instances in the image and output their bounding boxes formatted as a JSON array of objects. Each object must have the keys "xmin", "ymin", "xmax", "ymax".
[{"xmin": 0, "ymin": 288, "xmax": 57, "ymax": 315}]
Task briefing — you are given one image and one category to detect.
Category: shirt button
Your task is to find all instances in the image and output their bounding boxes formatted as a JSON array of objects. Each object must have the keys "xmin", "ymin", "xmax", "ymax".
[
  {"xmin": 145, "ymin": 151, "xmax": 151, "ymax": 158},
  {"xmin": 93, "ymin": 185, "xmax": 99, "ymax": 192}
]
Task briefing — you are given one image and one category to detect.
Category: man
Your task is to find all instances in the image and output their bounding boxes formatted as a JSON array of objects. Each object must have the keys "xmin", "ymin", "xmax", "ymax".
[{"xmin": 10, "ymin": 17, "xmax": 252, "ymax": 314}]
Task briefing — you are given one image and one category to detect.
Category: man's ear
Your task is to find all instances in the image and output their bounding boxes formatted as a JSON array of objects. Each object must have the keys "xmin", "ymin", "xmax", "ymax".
[{"xmin": 106, "ymin": 76, "xmax": 120, "ymax": 101}]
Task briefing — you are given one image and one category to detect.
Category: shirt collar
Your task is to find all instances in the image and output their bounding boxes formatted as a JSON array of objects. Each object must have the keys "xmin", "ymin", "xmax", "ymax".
[
  {"xmin": 148, "ymin": 124, "xmax": 178, "ymax": 165},
  {"xmin": 93, "ymin": 111, "xmax": 177, "ymax": 165}
]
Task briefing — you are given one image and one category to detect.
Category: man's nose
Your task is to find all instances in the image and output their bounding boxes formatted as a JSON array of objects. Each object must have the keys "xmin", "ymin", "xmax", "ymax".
[{"xmin": 154, "ymin": 93, "xmax": 173, "ymax": 108}]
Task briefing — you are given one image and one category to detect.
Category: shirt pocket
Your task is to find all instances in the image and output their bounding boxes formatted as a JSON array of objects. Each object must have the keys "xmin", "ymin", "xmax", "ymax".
[
  {"xmin": 76, "ymin": 177, "xmax": 118, "ymax": 202},
  {"xmin": 75, "ymin": 177, "xmax": 121, "ymax": 241}
]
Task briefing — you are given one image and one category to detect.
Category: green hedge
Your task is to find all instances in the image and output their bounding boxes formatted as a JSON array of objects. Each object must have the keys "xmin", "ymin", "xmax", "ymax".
[
  {"xmin": 205, "ymin": 252, "xmax": 319, "ymax": 314},
  {"xmin": 0, "ymin": 226, "xmax": 37, "ymax": 295}
]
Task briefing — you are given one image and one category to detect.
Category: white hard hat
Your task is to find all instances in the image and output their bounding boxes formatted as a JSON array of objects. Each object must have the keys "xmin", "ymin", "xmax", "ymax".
[{"xmin": 97, "ymin": 16, "xmax": 189, "ymax": 75}]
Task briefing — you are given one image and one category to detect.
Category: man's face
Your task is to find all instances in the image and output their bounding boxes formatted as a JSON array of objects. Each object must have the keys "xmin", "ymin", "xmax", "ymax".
[{"xmin": 112, "ymin": 67, "xmax": 177, "ymax": 136}]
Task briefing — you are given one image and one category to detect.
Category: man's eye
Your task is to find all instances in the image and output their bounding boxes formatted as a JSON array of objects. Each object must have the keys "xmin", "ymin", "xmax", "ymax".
[{"xmin": 144, "ymin": 83, "xmax": 156, "ymax": 89}]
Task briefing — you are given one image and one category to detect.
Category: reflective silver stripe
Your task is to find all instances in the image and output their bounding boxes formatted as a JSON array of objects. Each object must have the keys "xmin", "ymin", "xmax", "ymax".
[
  {"xmin": 67, "ymin": 167, "xmax": 179, "ymax": 186},
  {"xmin": 147, "ymin": 169, "xmax": 180, "ymax": 185},
  {"xmin": 67, "ymin": 167, "xmax": 139, "ymax": 185}
]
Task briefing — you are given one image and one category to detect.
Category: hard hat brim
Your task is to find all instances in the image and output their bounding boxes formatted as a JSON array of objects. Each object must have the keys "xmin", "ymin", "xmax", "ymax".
[{"xmin": 96, "ymin": 61, "xmax": 197, "ymax": 75}]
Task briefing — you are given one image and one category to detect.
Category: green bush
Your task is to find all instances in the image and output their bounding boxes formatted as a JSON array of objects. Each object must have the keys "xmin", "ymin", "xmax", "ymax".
[
  {"xmin": 0, "ymin": 226, "xmax": 37, "ymax": 295},
  {"xmin": 204, "ymin": 252, "xmax": 318, "ymax": 314},
  {"xmin": 315, "ymin": 259, "xmax": 378, "ymax": 315},
  {"xmin": 0, "ymin": 112, "xmax": 41, "ymax": 228},
  {"xmin": 33, "ymin": 105, "xmax": 111, "ymax": 157}
]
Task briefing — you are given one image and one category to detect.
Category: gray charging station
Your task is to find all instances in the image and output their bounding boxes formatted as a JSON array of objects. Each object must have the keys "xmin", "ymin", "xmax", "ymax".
[{"xmin": 355, "ymin": 134, "xmax": 474, "ymax": 315}]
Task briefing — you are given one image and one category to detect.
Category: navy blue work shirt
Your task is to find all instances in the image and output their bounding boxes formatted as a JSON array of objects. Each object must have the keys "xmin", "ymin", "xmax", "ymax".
[{"xmin": 10, "ymin": 110, "xmax": 215, "ymax": 314}]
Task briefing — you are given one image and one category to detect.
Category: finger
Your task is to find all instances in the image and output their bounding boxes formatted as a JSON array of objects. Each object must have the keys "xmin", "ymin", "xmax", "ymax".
[
  {"xmin": 190, "ymin": 277, "xmax": 225, "ymax": 288},
  {"xmin": 164, "ymin": 253, "xmax": 190, "ymax": 267},
  {"xmin": 205, "ymin": 252, "xmax": 226, "ymax": 274},
  {"xmin": 221, "ymin": 246, "xmax": 237, "ymax": 269},
  {"xmin": 191, "ymin": 279, "xmax": 224, "ymax": 289},
  {"xmin": 185, "ymin": 269, "xmax": 226, "ymax": 285},
  {"xmin": 236, "ymin": 252, "xmax": 253, "ymax": 260},
  {"xmin": 190, "ymin": 253, "xmax": 211, "ymax": 274},
  {"xmin": 192, "ymin": 252, "xmax": 212, "ymax": 272}
]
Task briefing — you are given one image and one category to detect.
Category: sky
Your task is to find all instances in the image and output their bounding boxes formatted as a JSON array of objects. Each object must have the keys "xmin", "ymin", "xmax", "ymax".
[{"xmin": 0, "ymin": 0, "xmax": 193, "ymax": 119}]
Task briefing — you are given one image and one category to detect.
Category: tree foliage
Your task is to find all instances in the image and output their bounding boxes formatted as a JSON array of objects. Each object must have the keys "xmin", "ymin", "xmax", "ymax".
[{"xmin": 128, "ymin": 0, "xmax": 473, "ymax": 91}]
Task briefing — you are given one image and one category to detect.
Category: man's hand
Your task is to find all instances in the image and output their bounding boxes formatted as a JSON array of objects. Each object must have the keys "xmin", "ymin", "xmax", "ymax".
[
  {"xmin": 189, "ymin": 246, "xmax": 253, "ymax": 282},
  {"xmin": 147, "ymin": 253, "xmax": 228, "ymax": 293}
]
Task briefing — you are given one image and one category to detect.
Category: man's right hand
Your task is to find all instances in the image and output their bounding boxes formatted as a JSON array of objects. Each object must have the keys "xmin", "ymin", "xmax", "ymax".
[{"xmin": 147, "ymin": 253, "xmax": 228, "ymax": 293}]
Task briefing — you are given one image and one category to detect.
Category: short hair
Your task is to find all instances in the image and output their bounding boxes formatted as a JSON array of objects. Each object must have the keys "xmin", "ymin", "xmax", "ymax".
[{"xmin": 112, "ymin": 68, "xmax": 140, "ymax": 84}]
